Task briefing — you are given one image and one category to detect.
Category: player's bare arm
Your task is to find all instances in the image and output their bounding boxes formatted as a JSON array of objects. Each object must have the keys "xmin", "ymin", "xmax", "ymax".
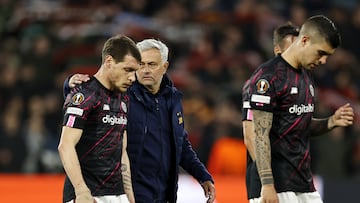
[
  {"xmin": 252, "ymin": 110, "xmax": 273, "ymax": 184},
  {"xmin": 310, "ymin": 103, "xmax": 354, "ymax": 136},
  {"xmin": 121, "ymin": 131, "xmax": 135, "ymax": 203},
  {"xmin": 252, "ymin": 109, "xmax": 278, "ymax": 203},
  {"xmin": 58, "ymin": 126, "xmax": 95, "ymax": 203},
  {"xmin": 243, "ymin": 120, "xmax": 256, "ymax": 161}
]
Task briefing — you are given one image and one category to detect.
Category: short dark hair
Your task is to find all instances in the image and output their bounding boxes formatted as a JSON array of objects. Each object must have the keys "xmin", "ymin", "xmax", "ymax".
[
  {"xmin": 302, "ymin": 15, "xmax": 341, "ymax": 48},
  {"xmin": 273, "ymin": 22, "xmax": 299, "ymax": 46},
  {"xmin": 101, "ymin": 35, "xmax": 141, "ymax": 64}
]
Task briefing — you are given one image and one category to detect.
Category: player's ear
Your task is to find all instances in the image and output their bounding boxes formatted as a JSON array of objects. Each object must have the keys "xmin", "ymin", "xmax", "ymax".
[
  {"xmin": 162, "ymin": 62, "xmax": 169, "ymax": 74},
  {"xmin": 104, "ymin": 55, "xmax": 113, "ymax": 67},
  {"xmin": 290, "ymin": 35, "xmax": 297, "ymax": 43},
  {"xmin": 301, "ymin": 35, "xmax": 310, "ymax": 46},
  {"xmin": 274, "ymin": 45, "xmax": 281, "ymax": 55}
]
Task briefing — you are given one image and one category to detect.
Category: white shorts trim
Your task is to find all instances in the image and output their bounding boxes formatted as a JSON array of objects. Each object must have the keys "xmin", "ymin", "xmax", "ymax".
[
  {"xmin": 250, "ymin": 191, "xmax": 323, "ymax": 203},
  {"xmin": 66, "ymin": 194, "xmax": 129, "ymax": 203}
]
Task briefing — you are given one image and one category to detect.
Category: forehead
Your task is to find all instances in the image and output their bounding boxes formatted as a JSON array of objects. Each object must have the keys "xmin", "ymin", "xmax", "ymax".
[
  {"xmin": 122, "ymin": 54, "xmax": 140, "ymax": 63},
  {"xmin": 141, "ymin": 48, "xmax": 161, "ymax": 61},
  {"xmin": 116, "ymin": 54, "xmax": 140, "ymax": 70}
]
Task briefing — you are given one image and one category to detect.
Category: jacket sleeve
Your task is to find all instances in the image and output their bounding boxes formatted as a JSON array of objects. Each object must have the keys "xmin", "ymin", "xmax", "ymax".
[
  {"xmin": 63, "ymin": 75, "xmax": 73, "ymax": 99},
  {"xmin": 180, "ymin": 130, "xmax": 214, "ymax": 184}
]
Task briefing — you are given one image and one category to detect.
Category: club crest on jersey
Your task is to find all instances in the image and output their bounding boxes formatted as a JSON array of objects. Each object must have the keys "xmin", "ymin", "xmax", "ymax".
[
  {"xmin": 121, "ymin": 101, "xmax": 127, "ymax": 113},
  {"xmin": 309, "ymin": 84, "xmax": 315, "ymax": 97},
  {"xmin": 72, "ymin": 93, "xmax": 85, "ymax": 105},
  {"xmin": 256, "ymin": 79, "xmax": 269, "ymax": 94}
]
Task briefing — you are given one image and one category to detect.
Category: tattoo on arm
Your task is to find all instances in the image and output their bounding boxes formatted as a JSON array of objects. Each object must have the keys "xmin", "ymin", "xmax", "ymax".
[
  {"xmin": 252, "ymin": 110, "xmax": 274, "ymax": 185},
  {"xmin": 121, "ymin": 131, "xmax": 135, "ymax": 203},
  {"xmin": 121, "ymin": 163, "xmax": 132, "ymax": 192}
]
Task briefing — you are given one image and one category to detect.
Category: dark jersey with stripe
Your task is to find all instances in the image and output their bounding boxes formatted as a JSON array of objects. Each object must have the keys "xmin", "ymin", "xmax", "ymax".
[
  {"xmin": 242, "ymin": 79, "xmax": 252, "ymax": 121},
  {"xmin": 247, "ymin": 56, "xmax": 316, "ymax": 199},
  {"xmin": 62, "ymin": 76, "xmax": 128, "ymax": 202}
]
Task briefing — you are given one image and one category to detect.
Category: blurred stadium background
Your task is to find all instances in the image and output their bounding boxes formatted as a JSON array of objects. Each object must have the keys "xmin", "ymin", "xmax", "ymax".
[{"xmin": 0, "ymin": 0, "xmax": 359, "ymax": 202}]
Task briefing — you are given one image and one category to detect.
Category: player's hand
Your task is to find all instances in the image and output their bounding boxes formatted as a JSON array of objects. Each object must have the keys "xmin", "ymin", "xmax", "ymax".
[
  {"xmin": 75, "ymin": 191, "xmax": 96, "ymax": 203},
  {"xmin": 329, "ymin": 103, "xmax": 354, "ymax": 128},
  {"xmin": 75, "ymin": 185, "xmax": 96, "ymax": 203},
  {"xmin": 201, "ymin": 180, "xmax": 216, "ymax": 203},
  {"xmin": 127, "ymin": 193, "xmax": 135, "ymax": 203},
  {"xmin": 260, "ymin": 184, "xmax": 278, "ymax": 203},
  {"xmin": 69, "ymin": 74, "xmax": 90, "ymax": 88}
]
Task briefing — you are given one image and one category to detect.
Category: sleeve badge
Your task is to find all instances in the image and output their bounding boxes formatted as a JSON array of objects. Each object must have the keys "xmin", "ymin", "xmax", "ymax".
[
  {"xmin": 71, "ymin": 92, "xmax": 85, "ymax": 105},
  {"xmin": 256, "ymin": 79, "xmax": 270, "ymax": 94}
]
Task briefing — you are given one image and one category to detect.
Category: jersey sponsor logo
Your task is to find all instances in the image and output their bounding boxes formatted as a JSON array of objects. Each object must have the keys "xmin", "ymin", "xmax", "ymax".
[
  {"xmin": 66, "ymin": 107, "xmax": 84, "ymax": 116},
  {"xmin": 256, "ymin": 79, "xmax": 269, "ymax": 94},
  {"xmin": 289, "ymin": 104, "xmax": 314, "ymax": 115},
  {"xmin": 72, "ymin": 93, "xmax": 85, "ymax": 105},
  {"xmin": 102, "ymin": 114, "xmax": 127, "ymax": 125}
]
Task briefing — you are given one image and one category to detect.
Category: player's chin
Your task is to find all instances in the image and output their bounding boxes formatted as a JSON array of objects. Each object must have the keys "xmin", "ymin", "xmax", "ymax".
[
  {"xmin": 306, "ymin": 64, "xmax": 316, "ymax": 70},
  {"xmin": 118, "ymin": 85, "xmax": 130, "ymax": 92}
]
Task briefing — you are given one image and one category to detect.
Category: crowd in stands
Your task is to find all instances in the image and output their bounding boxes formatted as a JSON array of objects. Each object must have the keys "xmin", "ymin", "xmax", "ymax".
[{"xmin": 1, "ymin": 0, "xmax": 360, "ymax": 182}]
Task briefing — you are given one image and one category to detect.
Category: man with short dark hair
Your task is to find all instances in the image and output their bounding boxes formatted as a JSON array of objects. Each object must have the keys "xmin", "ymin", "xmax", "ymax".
[
  {"xmin": 58, "ymin": 35, "xmax": 141, "ymax": 203},
  {"xmin": 243, "ymin": 22, "xmax": 300, "ymax": 162},
  {"xmin": 246, "ymin": 15, "xmax": 354, "ymax": 203},
  {"xmin": 272, "ymin": 22, "xmax": 299, "ymax": 55}
]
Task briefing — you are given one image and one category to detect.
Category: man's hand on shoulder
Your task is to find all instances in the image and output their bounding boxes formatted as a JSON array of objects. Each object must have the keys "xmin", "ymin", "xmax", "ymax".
[{"xmin": 69, "ymin": 74, "xmax": 90, "ymax": 88}]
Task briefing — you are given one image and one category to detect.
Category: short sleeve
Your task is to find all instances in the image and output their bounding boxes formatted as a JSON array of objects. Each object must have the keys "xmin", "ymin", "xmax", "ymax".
[
  {"xmin": 62, "ymin": 87, "xmax": 96, "ymax": 129},
  {"xmin": 248, "ymin": 68, "xmax": 277, "ymax": 112},
  {"xmin": 242, "ymin": 80, "xmax": 253, "ymax": 121}
]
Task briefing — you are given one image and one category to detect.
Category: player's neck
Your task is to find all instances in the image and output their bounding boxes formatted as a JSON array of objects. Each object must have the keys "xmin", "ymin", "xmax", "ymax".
[
  {"xmin": 281, "ymin": 47, "xmax": 300, "ymax": 69},
  {"xmin": 94, "ymin": 67, "xmax": 112, "ymax": 91}
]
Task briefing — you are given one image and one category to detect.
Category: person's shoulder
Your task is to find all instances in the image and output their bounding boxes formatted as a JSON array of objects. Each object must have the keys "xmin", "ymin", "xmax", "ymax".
[
  {"xmin": 263, "ymin": 56, "xmax": 283, "ymax": 68},
  {"xmin": 262, "ymin": 56, "xmax": 292, "ymax": 74},
  {"xmin": 251, "ymin": 57, "xmax": 279, "ymax": 77},
  {"xmin": 162, "ymin": 74, "xmax": 183, "ymax": 97},
  {"xmin": 127, "ymin": 81, "xmax": 143, "ymax": 99},
  {"xmin": 70, "ymin": 77, "xmax": 95, "ymax": 92},
  {"xmin": 66, "ymin": 77, "xmax": 99, "ymax": 104}
]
